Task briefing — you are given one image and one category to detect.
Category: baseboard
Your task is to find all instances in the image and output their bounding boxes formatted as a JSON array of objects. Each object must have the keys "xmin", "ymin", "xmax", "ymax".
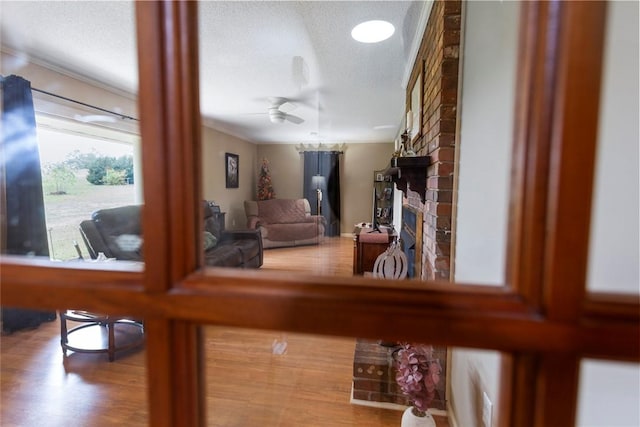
[{"xmin": 446, "ymin": 399, "xmax": 460, "ymax": 427}]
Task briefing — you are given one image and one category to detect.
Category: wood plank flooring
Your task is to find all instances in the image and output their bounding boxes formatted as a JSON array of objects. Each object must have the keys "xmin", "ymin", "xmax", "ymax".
[
  {"xmin": 260, "ymin": 236, "xmax": 355, "ymax": 277},
  {"xmin": 1, "ymin": 237, "xmax": 450, "ymax": 426}
]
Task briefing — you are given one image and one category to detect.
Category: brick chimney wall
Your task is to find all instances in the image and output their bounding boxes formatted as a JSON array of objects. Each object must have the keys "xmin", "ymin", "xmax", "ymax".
[
  {"xmin": 406, "ymin": 0, "xmax": 461, "ymax": 281},
  {"xmin": 351, "ymin": 1, "xmax": 461, "ymax": 410}
]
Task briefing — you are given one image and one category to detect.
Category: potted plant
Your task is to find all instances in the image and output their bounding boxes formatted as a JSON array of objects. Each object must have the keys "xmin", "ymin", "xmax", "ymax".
[{"xmin": 395, "ymin": 343, "xmax": 442, "ymax": 427}]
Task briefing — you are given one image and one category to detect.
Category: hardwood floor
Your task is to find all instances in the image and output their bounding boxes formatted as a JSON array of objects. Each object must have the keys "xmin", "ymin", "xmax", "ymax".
[
  {"xmin": 1, "ymin": 237, "xmax": 450, "ymax": 426},
  {"xmin": 260, "ymin": 236, "xmax": 355, "ymax": 277}
]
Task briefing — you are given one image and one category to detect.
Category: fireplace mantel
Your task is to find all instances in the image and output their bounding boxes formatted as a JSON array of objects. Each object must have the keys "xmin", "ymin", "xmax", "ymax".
[{"xmin": 383, "ymin": 156, "xmax": 430, "ymax": 202}]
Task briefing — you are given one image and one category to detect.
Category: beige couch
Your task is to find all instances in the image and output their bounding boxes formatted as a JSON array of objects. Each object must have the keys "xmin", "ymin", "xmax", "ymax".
[{"xmin": 244, "ymin": 198, "xmax": 326, "ymax": 249}]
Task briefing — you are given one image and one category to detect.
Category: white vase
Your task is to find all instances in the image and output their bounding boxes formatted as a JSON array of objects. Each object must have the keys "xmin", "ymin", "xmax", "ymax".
[{"xmin": 401, "ymin": 406, "xmax": 436, "ymax": 427}]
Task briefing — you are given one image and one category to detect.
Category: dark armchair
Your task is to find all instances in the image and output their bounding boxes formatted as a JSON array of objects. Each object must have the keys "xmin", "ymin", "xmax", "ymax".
[{"xmin": 79, "ymin": 202, "xmax": 263, "ymax": 268}]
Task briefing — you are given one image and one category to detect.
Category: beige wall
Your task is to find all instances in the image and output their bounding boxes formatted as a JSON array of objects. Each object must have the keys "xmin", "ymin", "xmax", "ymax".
[
  {"xmin": 201, "ymin": 127, "xmax": 257, "ymax": 230},
  {"xmin": 1, "ymin": 49, "xmax": 137, "ymax": 118},
  {"xmin": 254, "ymin": 144, "xmax": 304, "ymax": 199},
  {"xmin": 256, "ymin": 142, "xmax": 394, "ymax": 235},
  {"xmin": 340, "ymin": 143, "xmax": 394, "ymax": 234}
]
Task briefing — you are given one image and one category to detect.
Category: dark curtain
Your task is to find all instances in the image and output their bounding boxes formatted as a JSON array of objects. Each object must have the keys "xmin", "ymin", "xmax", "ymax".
[
  {"xmin": 1, "ymin": 75, "xmax": 56, "ymax": 333},
  {"xmin": 303, "ymin": 150, "xmax": 341, "ymax": 236}
]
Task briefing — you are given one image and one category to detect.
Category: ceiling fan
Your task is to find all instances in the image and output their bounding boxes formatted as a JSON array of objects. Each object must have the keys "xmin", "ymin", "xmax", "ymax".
[{"xmin": 265, "ymin": 97, "xmax": 304, "ymax": 124}]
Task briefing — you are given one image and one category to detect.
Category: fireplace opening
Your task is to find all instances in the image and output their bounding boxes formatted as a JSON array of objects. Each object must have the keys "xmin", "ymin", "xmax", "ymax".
[{"xmin": 399, "ymin": 204, "xmax": 422, "ymax": 279}]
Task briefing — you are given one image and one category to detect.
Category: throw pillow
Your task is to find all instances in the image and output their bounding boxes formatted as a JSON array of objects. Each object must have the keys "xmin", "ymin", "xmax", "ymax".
[
  {"xmin": 115, "ymin": 234, "xmax": 143, "ymax": 251},
  {"xmin": 203, "ymin": 231, "xmax": 218, "ymax": 250}
]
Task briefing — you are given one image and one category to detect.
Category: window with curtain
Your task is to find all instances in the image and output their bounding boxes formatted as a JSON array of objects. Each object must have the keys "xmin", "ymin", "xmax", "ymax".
[{"xmin": 303, "ymin": 150, "xmax": 341, "ymax": 237}]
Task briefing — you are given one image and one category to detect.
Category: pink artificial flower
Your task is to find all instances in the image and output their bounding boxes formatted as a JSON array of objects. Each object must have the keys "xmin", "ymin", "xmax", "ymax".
[{"xmin": 395, "ymin": 343, "xmax": 441, "ymax": 412}]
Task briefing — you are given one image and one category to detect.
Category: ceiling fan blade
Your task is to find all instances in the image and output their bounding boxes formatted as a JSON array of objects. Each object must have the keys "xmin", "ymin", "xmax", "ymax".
[
  {"xmin": 267, "ymin": 96, "xmax": 287, "ymax": 108},
  {"xmin": 279, "ymin": 101, "xmax": 297, "ymax": 113},
  {"xmin": 285, "ymin": 114, "xmax": 304, "ymax": 125}
]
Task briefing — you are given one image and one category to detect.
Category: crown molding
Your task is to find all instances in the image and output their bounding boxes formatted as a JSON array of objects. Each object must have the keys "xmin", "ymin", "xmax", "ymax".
[{"xmin": 401, "ymin": 0, "xmax": 433, "ymax": 90}]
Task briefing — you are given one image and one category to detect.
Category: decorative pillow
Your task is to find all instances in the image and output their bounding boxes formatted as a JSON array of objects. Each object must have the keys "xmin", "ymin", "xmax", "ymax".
[
  {"xmin": 115, "ymin": 234, "xmax": 143, "ymax": 252},
  {"xmin": 203, "ymin": 231, "xmax": 218, "ymax": 250},
  {"xmin": 107, "ymin": 234, "xmax": 143, "ymax": 261}
]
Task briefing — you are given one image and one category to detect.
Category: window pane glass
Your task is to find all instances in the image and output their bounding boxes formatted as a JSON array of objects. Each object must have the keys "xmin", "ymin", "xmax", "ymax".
[
  {"xmin": 1, "ymin": 1, "xmax": 143, "ymax": 268},
  {"xmin": 453, "ymin": 0, "xmax": 519, "ymax": 286},
  {"xmin": 577, "ymin": 359, "xmax": 640, "ymax": 426},
  {"xmin": 449, "ymin": 348, "xmax": 503, "ymax": 427},
  {"xmin": 198, "ymin": 2, "xmax": 518, "ymax": 287},
  {"xmin": 587, "ymin": 0, "xmax": 639, "ymax": 295},
  {"xmin": 206, "ymin": 326, "xmax": 462, "ymax": 426},
  {"xmin": 0, "ymin": 310, "xmax": 148, "ymax": 424},
  {"xmin": 38, "ymin": 127, "xmax": 140, "ymax": 261},
  {"xmin": 197, "ymin": 1, "xmax": 416, "ymax": 276}
]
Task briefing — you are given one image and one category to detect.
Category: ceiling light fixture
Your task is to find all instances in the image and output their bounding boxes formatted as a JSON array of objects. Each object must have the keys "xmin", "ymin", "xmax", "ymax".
[{"xmin": 351, "ymin": 20, "xmax": 395, "ymax": 43}]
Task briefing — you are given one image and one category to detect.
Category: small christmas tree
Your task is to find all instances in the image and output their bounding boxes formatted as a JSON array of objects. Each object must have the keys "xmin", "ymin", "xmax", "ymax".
[{"xmin": 257, "ymin": 158, "xmax": 276, "ymax": 200}]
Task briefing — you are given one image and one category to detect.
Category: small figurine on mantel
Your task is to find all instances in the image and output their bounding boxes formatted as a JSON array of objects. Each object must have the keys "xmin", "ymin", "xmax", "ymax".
[{"xmin": 401, "ymin": 130, "xmax": 416, "ymax": 157}]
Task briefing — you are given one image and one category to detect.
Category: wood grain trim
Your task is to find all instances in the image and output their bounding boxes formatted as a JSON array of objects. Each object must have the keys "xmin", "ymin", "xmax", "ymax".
[
  {"xmin": 583, "ymin": 292, "xmax": 640, "ymax": 322},
  {"xmin": 136, "ymin": 1, "xmax": 170, "ymax": 295},
  {"xmin": 135, "ymin": 5, "xmax": 175, "ymax": 424},
  {"xmin": 0, "ymin": 260, "xmax": 143, "ymax": 314},
  {"xmin": 525, "ymin": 2, "xmax": 608, "ymax": 425},
  {"xmin": 3, "ymin": 261, "xmax": 636, "ymax": 360},
  {"xmin": 543, "ymin": 0, "xmax": 607, "ymax": 322},
  {"xmin": 0, "ymin": 2, "xmax": 635, "ymax": 426},
  {"xmin": 499, "ymin": 354, "xmax": 537, "ymax": 427},
  {"xmin": 505, "ymin": 0, "xmax": 559, "ymax": 306},
  {"xmin": 173, "ymin": 271, "xmax": 637, "ymax": 359},
  {"xmin": 534, "ymin": 353, "xmax": 580, "ymax": 427},
  {"xmin": 504, "ymin": 2, "xmax": 603, "ymax": 425},
  {"xmin": 136, "ymin": 2, "xmax": 204, "ymax": 426}
]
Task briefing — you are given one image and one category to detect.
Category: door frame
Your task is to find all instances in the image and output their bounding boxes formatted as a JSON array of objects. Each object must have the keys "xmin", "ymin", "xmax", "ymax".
[{"xmin": 1, "ymin": 2, "xmax": 637, "ymax": 427}]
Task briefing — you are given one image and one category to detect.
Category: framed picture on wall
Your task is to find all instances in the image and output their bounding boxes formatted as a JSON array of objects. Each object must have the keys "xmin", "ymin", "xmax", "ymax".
[
  {"xmin": 225, "ymin": 153, "xmax": 239, "ymax": 188},
  {"xmin": 409, "ymin": 70, "xmax": 422, "ymax": 143}
]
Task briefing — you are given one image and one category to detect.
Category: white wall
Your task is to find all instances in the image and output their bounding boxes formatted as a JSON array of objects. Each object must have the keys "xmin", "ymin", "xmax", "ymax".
[
  {"xmin": 586, "ymin": 0, "xmax": 639, "ymax": 296},
  {"xmin": 578, "ymin": 2, "xmax": 640, "ymax": 426},
  {"xmin": 453, "ymin": 0, "xmax": 517, "ymax": 287},
  {"xmin": 451, "ymin": 2, "xmax": 519, "ymax": 426},
  {"xmin": 452, "ymin": 1, "xmax": 640, "ymax": 426}
]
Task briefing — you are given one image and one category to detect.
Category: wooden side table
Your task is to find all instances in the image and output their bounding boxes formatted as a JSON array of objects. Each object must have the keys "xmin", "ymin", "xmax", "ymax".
[
  {"xmin": 60, "ymin": 310, "xmax": 144, "ymax": 362},
  {"xmin": 352, "ymin": 227, "xmax": 396, "ymax": 275}
]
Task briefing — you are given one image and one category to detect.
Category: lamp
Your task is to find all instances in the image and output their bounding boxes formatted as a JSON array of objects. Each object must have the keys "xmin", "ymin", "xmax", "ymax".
[
  {"xmin": 311, "ymin": 174, "xmax": 326, "ymax": 216},
  {"xmin": 312, "ymin": 149, "xmax": 326, "ymax": 217}
]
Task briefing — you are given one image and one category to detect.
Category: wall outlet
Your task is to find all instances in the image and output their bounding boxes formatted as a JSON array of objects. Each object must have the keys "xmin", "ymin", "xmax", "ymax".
[{"xmin": 482, "ymin": 391, "xmax": 493, "ymax": 427}]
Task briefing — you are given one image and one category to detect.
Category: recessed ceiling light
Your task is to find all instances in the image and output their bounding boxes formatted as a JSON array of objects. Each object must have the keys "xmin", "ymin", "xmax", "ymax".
[{"xmin": 351, "ymin": 20, "xmax": 395, "ymax": 43}]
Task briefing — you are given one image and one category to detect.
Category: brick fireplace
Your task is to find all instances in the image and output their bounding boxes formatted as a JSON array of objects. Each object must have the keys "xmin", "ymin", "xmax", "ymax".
[
  {"xmin": 351, "ymin": 0, "xmax": 461, "ymax": 413},
  {"xmin": 408, "ymin": 0, "xmax": 460, "ymax": 281},
  {"xmin": 351, "ymin": 339, "xmax": 447, "ymax": 411},
  {"xmin": 400, "ymin": 204, "xmax": 423, "ymax": 278}
]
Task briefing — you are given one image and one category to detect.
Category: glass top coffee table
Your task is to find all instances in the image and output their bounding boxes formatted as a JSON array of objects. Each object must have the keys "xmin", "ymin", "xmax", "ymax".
[{"xmin": 59, "ymin": 310, "xmax": 144, "ymax": 362}]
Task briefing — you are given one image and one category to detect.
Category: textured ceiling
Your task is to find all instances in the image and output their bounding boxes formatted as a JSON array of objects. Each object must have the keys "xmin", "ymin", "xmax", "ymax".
[{"xmin": 1, "ymin": 1, "xmax": 429, "ymax": 144}]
